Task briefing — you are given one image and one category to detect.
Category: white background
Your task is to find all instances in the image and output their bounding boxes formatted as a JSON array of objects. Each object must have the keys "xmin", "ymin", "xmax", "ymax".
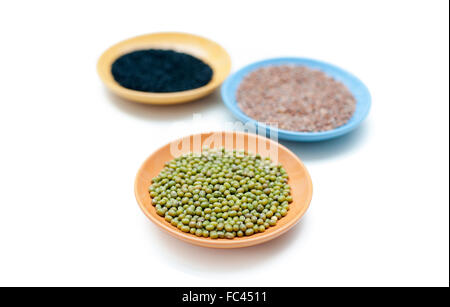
[{"xmin": 0, "ymin": 0, "xmax": 448, "ymax": 287}]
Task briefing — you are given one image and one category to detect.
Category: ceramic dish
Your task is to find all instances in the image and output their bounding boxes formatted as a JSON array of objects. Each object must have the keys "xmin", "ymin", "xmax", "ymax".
[
  {"xmin": 221, "ymin": 57, "xmax": 371, "ymax": 142},
  {"xmin": 97, "ymin": 32, "xmax": 231, "ymax": 105},
  {"xmin": 135, "ymin": 131, "xmax": 313, "ymax": 248}
]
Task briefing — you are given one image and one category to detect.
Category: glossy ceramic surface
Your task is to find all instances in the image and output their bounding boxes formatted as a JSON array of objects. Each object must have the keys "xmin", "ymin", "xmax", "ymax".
[
  {"xmin": 135, "ymin": 131, "xmax": 313, "ymax": 248},
  {"xmin": 221, "ymin": 57, "xmax": 371, "ymax": 141},
  {"xmin": 98, "ymin": 32, "xmax": 231, "ymax": 104}
]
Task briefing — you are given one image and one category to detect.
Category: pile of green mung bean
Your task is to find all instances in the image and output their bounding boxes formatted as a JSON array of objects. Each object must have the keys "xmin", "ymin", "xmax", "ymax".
[{"xmin": 149, "ymin": 148, "xmax": 292, "ymax": 239}]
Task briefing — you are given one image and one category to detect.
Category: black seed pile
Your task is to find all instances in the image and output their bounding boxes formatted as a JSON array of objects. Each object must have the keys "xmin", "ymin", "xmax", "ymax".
[{"xmin": 111, "ymin": 49, "xmax": 213, "ymax": 93}]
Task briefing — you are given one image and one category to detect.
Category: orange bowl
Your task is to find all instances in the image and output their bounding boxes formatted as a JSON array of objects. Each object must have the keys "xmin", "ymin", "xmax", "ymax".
[
  {"xmin": 97, "ymin": 32, "xmax": 231, "ymax": 104},
  {"xmin": 135, "ymin": 132, "xmax": 313, "ymax": 248}
]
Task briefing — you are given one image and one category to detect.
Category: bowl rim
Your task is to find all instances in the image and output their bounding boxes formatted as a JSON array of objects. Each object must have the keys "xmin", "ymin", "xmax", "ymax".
[
  {"xmin": 134, "ymin": 131, "xmax": 313, "ymax": 248},
  {"xmin": 97, "ymin": 32, "xmax": 232, "ymax": 104},
  {"xmin": 221, "ymin": 57, "xmax": 371, "ymax": 141}
]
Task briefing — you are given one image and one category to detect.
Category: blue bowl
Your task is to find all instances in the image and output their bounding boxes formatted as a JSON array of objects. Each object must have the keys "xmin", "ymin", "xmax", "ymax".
[{"xmin": 221, "ymin": 57, "xmax": 371, "ymax": 142}]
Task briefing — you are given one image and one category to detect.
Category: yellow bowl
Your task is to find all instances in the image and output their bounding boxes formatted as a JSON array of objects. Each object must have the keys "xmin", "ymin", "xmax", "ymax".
[
  {"xmin": 97, "ymin": 32, "xmax": 232, "ymax": 105},
  {"xmin": 135, "ymin": 132, "xmax": 313, "ymax": 248}
]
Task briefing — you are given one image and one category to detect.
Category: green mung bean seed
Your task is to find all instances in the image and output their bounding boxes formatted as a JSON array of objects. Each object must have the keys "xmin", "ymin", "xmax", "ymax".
[{"xmin": 149, "ymin": 148, "xmax": 292, "ymax": 239}]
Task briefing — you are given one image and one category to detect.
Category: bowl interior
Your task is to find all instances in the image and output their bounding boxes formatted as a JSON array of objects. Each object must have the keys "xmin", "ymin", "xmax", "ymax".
[
  {"xmin": 135, "ymin": 132, "xmax": 313, "ymax": 248},
  {"xmin": 221, "ymin": 57, "xmax": 371, "ymax": 141},
  {"xmin": 98, "ymin": 32, "xmax": 231, "ymax": 104}
]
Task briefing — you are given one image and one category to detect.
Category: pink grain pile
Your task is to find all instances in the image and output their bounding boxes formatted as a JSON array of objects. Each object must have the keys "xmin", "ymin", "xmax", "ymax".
[{"xmin": 236, "ymin": 65, "xmax": 357, "ymax": 132}]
